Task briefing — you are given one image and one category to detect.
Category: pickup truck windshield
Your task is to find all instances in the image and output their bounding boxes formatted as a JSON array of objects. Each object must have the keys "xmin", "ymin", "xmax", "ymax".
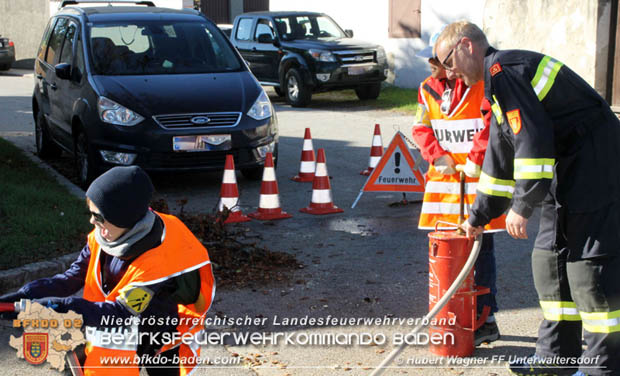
[
  {"xmin": 89, "ymin": 21, "xmax": 241, "ymax": 75},
  {"xmin": 274, "ymin": 15, "xmax": 346, "ymax": 41}
]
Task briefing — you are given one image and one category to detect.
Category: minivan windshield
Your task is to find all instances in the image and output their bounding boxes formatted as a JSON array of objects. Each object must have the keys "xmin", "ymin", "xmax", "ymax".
[
  {"xmin": 89, "ymin": 20, "xmax": 241, "ymax": 75},
  {"xmin": 274, "ymin": 15, "xmax": 346, "ymax": 41}
]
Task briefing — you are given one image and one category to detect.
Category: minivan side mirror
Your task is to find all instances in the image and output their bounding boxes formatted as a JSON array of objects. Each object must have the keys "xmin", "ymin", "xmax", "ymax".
[
  {"xmin": 345, "ymin": 29, "xmax": 354, "ymax": 38},
  {"xmin": 55, "ymin": 63, "xmax": 72, "ymax": 80},
  {"xmin": 257, "ymin": 33, "xmax": 274, "ymax": 44}
]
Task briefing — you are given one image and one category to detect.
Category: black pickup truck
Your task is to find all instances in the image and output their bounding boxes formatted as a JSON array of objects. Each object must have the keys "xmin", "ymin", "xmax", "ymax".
[{"xmin": 230, "ymin": 11, "xmax": 389, "ymax": 107}]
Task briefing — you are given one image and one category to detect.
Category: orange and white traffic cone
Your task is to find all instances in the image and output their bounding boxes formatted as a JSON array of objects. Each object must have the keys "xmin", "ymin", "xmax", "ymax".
[
  {"xmin": 248, "ymin": 152, "xmax": 292, "ymax": 221},
  {"xmin": 300, "ymin": 148, "xmax": 344, "ymax": 215},
  {"xmin": 361, "ymin": 123, "xmax": 383, "ymax": 176},
  {"xmin": 218, "ymin": 154, "xmax": 251, "ymax": 223},
  {"xmin": 291, "ymin": 127, "xmax": 316, "ymax": 182}
]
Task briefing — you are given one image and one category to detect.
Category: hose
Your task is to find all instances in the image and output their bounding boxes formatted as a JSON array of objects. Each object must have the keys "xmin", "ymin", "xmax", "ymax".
[{"xmin": 370, "ymin": 235, "xmax": 482, "ymax": 376}]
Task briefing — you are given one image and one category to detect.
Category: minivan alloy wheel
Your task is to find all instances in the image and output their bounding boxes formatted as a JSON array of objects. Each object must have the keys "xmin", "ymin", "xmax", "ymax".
[
  {"xmin": 35, "ymin": 110, "xmax": 62, "ymax": 158},
  {"xmin": 75, "ymin": 132, "xmax": 99, "ymax": 188}
]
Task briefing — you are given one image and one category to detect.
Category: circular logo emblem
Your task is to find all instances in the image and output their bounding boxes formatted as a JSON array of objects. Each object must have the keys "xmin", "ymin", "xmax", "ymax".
[{"xmin": 190, "ymin": 116, "xmax": 211, "ymax": 125}]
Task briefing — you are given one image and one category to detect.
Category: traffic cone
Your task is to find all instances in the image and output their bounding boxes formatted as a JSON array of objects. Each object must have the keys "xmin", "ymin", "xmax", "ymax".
[
  {"xmin": 300, "ymin": 148, "xmax": 344, "ymax": 215},
  {"xmin": 291, "ymin": 128, "xmax": 316, "ymax": 182},
  {"xmin": 361, "ymin": 123, "xmax": 383, "ymax": 176},
  {"xmin": 218, "ymin": 154, "xmax": 251, "ymax": 223},
  {"xmin": 248, "ymin": 153, "xmax": 292, "ymax": 221}
]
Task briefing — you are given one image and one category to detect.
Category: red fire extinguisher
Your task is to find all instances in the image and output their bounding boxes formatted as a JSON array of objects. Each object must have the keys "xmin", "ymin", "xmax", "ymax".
[{"xmin": 427, "ymin": 169, "xmax": 490, "ymax": 357}]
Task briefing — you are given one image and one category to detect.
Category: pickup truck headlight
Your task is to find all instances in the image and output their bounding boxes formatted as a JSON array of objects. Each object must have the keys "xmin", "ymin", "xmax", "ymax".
[
  {"xmin": 97, "ymin": 97, "xmax": 144, "ymax": 126},
  {"xmin": 376, "ymin": 46, "xmax": 387, "ymax": 62},
  {"xmin": 247, "ymin": 91, "xmax": 272, "ymax": 121},
  {"xmin": 309, "ymin": 49, "xmax": 337, "ymax": 62}
]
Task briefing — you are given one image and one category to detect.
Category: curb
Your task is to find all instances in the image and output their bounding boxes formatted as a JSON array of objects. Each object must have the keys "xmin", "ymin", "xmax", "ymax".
[
  {"xmin": 0, "ymin": 134, "xmax": 86, "ymax": 294},
  {"xmin": 0, "ymin": 69, "xmax": 34, "ymax": 78}
]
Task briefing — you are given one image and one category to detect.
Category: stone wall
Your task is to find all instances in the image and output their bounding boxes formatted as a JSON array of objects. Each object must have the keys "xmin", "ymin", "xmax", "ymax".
[
  {"xmin": 0, "ymin": 0, "xmax": 51, "ymax": 68},
  {"xmin": 483, "ymin": 0, "xmax": 612, "ymax": 97}
]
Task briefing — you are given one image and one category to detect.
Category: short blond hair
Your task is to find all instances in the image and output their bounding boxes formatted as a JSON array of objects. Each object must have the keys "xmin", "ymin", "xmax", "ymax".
[{"xmin": 435, "ymin": 20, "xmax": 489, "ymax": 52}]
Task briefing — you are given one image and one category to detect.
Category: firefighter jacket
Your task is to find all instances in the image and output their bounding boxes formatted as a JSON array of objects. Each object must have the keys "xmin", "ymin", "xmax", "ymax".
[
  {"xmin": 413, "ymin": 76, "xmax": 505, "ymax": 231},
  {"xmin": 469, "ymin": 47, "xmax": 620, "ymax": 229},
  {"xmin": 82, "ymin": 212, "xmax": 215, "ymax": 376}
]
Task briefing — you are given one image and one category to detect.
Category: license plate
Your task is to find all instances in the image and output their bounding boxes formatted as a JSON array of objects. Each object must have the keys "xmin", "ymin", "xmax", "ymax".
[
  {"xmin": 348, "ymin": 65, "xmax": 372, "ymax": 75},
  {"xmin": 173, "ymin": 134, "xmax": 231, "ymax": 152}
]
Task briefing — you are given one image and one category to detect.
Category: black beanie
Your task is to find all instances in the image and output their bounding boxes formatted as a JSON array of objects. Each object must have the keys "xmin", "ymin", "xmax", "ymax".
[{"xmin": 85, "ymin": 166, "xmax": 154, "ymax": 228}]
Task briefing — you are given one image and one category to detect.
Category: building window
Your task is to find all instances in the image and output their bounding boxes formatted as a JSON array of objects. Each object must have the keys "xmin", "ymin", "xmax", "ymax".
[{"xmin": 389, "ymin": 0, "xmax": 421, "ymax": 38}]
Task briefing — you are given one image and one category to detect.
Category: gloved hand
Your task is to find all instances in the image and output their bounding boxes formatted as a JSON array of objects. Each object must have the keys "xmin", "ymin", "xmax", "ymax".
[
  {"xmin": 462, "ymin": 159, "xmax": 482, "ymax": 178},
  {"xmin": 433, "ymin": 154, "xmax": 456, "ymax": 175},
  {"xmin": 0, "ymin": 291, "xmax": 27, "ymax": 303},
  {"xmin": 32, "ymin": 297, "xmax": 67, "ymax": 312}
]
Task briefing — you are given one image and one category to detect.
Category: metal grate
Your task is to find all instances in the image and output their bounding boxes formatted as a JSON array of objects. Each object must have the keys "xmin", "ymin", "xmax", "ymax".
[
  {"xmin": 153, "ymin": 112, "xmax": 241, "ymax": 129},
  {"xmin": 333, "ymin": 50, "xmax": 376, "ymax": 66}
]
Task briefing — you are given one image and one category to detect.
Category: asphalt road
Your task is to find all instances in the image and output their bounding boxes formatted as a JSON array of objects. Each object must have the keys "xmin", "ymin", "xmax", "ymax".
[{"xmin": 0, "ymin": 70, "xmax": 544, "ymax": 376}]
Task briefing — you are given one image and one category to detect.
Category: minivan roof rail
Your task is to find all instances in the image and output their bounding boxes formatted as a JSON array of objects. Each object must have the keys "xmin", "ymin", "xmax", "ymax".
[{"xmin": 60, "ymin": 1, "xmax": 156, "ymax": 9}]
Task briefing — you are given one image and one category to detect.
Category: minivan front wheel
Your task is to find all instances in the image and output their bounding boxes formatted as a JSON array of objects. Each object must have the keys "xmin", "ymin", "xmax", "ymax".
[
  {"xmin": 35, "ymin": 111, "xmax": 62, "ymax": 159},
  {"xmin": 75, "ymin": 132, "xmax": 100, "ymax": 188},
  {"xmin": 285, "ymin": 68, "xmax": 311, "ymax": 107}
]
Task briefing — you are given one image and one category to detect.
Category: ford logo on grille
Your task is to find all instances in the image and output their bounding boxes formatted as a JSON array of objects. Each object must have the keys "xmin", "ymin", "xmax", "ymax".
[
  {"xmin": 191, "ymin": 116, "xmax": 210, "ymax": 125},
  {"xmin": 355, "ymin": 55, "xmax": 364, "ymax": 62}
]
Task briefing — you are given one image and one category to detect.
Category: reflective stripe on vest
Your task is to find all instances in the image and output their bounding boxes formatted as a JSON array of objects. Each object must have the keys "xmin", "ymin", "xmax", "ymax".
[
  {"xmin": 429, "ymin": 118, "xmax": 485, "ymax": 154},
  {"xmin": 539, "ymin": 301, "xmax": 581, "ymax": 321},
  {"xmin": 514, "ymin": 158, "xmax": 555, "ymax": 179},
  {"xmin": 477, "ymin": 172, "xmax": 515, "ymax": 199},
  {"xmin": 580, "ymin": 309, "xmax": 620, "ymax": 333},
  {"xmin": 531, "ymin": 56, "xmax": 563, "ymax": 101}
]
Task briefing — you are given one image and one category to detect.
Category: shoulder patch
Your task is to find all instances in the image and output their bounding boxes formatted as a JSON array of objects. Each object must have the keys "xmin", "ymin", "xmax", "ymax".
[
  {"xmin": 490, "ymin": 63, "xmax": 502, "ymax": 76},
  {"xmin": 118, "ymin": 285, "xmax": 154, "ymax": 315},
  {"xmin": 506, "ymin": 109, "xmax": 522, "ymax": 134}
]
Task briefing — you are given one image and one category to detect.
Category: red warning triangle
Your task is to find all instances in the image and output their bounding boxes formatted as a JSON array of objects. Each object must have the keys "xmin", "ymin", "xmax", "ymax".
[{"xmin": 363, "ymin": 132, "xmax": 425, "ymax": 192}]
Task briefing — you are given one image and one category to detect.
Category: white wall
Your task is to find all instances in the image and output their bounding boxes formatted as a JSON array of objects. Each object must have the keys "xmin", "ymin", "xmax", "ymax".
[{"xmin": 269, "ymin": 0, "xmax": 484, "ymax": 88}]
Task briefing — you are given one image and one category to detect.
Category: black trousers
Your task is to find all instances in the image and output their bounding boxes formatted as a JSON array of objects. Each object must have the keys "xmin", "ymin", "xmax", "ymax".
[{"xmin": 532, "ymin": 199, "xmax": 620, "ymax": 375}]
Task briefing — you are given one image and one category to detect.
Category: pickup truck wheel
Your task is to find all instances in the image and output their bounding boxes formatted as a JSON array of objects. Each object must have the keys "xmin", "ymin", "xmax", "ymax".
[
  {"xmin": 35, "ymin": 110, "xmax": 62, "ymax": 159},
  {"xmin": 274, "ymin": 86, "xmax": 285, "ymax": 97},
  {"xmin": 75, "ymin": 131, "xmax": 101, "ymax": 188},
  {"xmin": 285, "ymin": 68, "xmax": 311, "ymax": 107},
  {"xmin": 355, "ymin": 83, "xmax": 381, "ymax": 100}
]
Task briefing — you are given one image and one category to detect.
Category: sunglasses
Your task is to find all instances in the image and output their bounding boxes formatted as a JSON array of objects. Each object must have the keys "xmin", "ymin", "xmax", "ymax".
[
  {"xmin": 89, "ymin": 211, "xmax": 105, "ymax": 224},
  {"xmin": 441, "ymin": 40, "xmax": 462, "ymax": 70}
]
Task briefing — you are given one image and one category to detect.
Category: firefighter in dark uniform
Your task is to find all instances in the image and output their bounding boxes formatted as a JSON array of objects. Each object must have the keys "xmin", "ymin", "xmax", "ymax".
[{"xmin": 435, "ymin": 21, "xmax": 620, "ymax": 376}]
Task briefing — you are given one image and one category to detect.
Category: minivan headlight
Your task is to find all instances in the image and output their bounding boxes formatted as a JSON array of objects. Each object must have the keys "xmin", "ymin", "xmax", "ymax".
[
  {"xmin": 247, "ymin": 91, "xmax": 272, "ymax": 121},
  {"xmin": 97, "ymin": 96, "xmax": 144, "ymax": 126},
  {"xmin": 309, "ymin": 49, "xmax": 337, "ymax": 62}
]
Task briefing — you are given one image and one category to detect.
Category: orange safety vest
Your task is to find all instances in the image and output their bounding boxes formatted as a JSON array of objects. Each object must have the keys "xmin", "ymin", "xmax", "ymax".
[
  {"xmin": 418, "ymin": 79, "xmax": 506, "ymax": 231},
  {"xmin": 82, "ymin": 212, "xmax": 215, "ymax": 376}
]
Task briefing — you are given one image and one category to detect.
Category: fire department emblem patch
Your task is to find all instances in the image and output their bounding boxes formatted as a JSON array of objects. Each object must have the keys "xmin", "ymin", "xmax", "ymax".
[
  {"xmin": 23, "ymin": 333, "xmax": 48, "ymax": 365},
  {"xmin": 506, "ymin": 109, "xmax": 522, "ymax": 134},
  {"xmin": 489, "ymin": 62, "xmax": 502, "ymax": 76}
]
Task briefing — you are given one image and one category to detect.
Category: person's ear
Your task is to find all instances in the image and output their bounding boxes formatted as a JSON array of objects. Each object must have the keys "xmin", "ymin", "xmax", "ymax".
[{"xmin": 461, "ymin": 37, "xmax": 474, "ymax": 55}]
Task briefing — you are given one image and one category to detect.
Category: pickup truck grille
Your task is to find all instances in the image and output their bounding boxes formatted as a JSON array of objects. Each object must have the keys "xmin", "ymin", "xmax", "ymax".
[
  {"xmin": 153, "ymin": 112, "xmax": 241, "ymax": 129},
  {"xmin": 333, "ymin": 49, "xmax": 376, "ymax": 65}
]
